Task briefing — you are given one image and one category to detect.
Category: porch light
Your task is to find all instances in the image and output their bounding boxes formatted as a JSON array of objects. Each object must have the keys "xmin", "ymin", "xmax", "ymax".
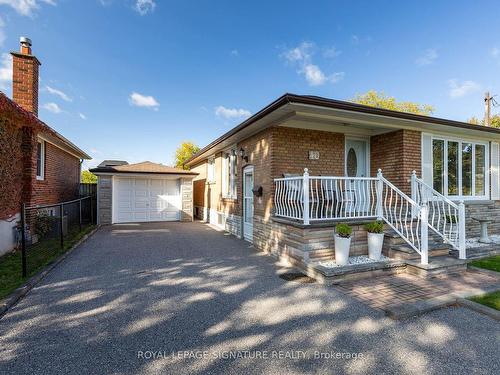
[{"xmin": 239, "ymin": 148, "xmax": 248, "ymax": 162}]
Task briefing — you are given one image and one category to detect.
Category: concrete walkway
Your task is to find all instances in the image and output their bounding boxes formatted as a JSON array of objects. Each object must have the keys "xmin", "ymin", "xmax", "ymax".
[{"xmin": 0, "ymin": 222, "xmax": 498, "ymax": 375}]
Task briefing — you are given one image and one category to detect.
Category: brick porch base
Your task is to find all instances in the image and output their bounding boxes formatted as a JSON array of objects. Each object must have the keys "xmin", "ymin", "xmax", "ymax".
[{"xmin": 334, "ymin": 269, "xmax": 500, "ymax": 311}]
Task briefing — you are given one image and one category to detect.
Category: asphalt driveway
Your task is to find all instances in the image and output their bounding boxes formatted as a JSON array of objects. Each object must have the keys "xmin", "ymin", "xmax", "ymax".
[{"xmin": 0, "ymin": 222, "xmax": 498, "ymax": 375}]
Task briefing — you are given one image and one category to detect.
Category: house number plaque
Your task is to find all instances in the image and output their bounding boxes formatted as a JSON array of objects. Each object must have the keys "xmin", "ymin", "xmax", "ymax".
[{"xmin": 309, "ymin": 151, "xmax": 320, "ymax": 160}]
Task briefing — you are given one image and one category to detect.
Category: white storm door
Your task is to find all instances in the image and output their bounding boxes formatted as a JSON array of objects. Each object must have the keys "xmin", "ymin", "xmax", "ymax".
[
  {"xmin": 345, "ymin": 139, "xmax": 370, "ymax": 215},
  {"xmin": 243, "ymin": 166, "xmax": 254, "ymax": 242}
]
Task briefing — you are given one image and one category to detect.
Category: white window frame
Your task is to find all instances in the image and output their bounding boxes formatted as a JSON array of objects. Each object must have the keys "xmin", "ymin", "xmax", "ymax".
[
  {"xmin": 207, "ymin": 156, "xmax": 216, "ymax": 184},
  {"xmin": 222, "ymin": 147, "xmax": 237, "ymax": 199},
  {"xmin": 431, "ymin": 135, "xmax": 489, "ymax": 200},
  {"xmin": 36, "ymin": 139, "xmax": 45, "ymax": 180}
]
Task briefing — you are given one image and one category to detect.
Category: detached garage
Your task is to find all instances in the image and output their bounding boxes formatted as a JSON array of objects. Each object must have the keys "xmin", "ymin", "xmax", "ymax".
[{"xmin": 91, "ymin": 161, "xmax": 198, "ymax": 224}]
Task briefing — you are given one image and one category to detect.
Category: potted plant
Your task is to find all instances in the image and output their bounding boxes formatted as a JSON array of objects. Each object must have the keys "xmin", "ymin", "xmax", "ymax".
[
  {"xmin": 364, "ymin": 221, "xmax": 385, "ymax": 260},
  {"xmin": 334, "ymin": 223, "xmax": 352, "ymax": 266}
]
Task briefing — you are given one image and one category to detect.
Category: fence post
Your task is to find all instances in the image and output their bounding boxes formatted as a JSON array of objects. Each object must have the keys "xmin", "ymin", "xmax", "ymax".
[
  {"xmin": 90, "ymin": 195, "xmax": 94, "ymax": 225},
  {"xmin": 21, "ymin": 203, "xmax": 27, "ymax": 278},
  {"xmin": 303, "ymin": 168, "xmax": 310, "ymax": 225},
  {"xmin": 79, "ymin": 198, "xmax": 82, "ymax": 232},
  {"xmin": 420, "ymin": 199, "xmax": 429, "ymax": 265},
  {"xmin": 60, "ymin": 203, "xmax": 64, "ymax": 249},
  {"xmin": 376, "ymin": 169, "xmax": 383, "ymax": 220},
  {"xmin": 458, "ymin": 200, "xmax": 466, "ymax": 259}
]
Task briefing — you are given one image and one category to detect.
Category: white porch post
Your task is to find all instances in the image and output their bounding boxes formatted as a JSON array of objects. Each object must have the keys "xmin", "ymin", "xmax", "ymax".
[
  {"xmin": 411, "ymin": 170, "xmax": 418, "ymax": 217},
  {"xmin": 303, "ymin": 168, "xmax": 310, "ymax": 225},
  {"xmin": 376, "ymin": 169, "xmax": 383, "ymax": 220},
  {"xmin": 420, "ymin": 198, "xmax": 429, "ymax": 265},
  {"xmin": 458, "ymin": 200, "xmax": 467, "ymax": 259}
]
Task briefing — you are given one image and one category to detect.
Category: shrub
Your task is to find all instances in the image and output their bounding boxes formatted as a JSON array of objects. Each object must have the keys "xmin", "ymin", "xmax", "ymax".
[
  {"xmin": 445, "ymin": 214, "xmax": 458, "ymax": 223},
  {"xmin": 364, "ymin": 221, "xmax": 384, "ymax": 234},
  {"xmin": 34, "ymin": 211, "xmax": 55, "ymax": 237},
  {"xmin": 335, "ymin": 223, "xmax": 352, "ymax": 238}
]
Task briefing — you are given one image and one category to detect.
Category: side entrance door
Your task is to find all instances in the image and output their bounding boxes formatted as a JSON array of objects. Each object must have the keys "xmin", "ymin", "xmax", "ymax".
[{"xmin": 243, "ymin": 166, "xmax": 254, "ymax": 242}]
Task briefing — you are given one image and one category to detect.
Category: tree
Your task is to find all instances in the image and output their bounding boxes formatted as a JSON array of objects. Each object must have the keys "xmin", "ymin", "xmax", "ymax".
[
  {"xmin": 81, "ymin": 170, "xmax": 97, "ymax": 184},
  {"xmin": 175, "ymin": 141, "xmax": 200, "ymax": 170},
  {"xmin": 468, "ymin": 114, "xmax": 500, "ymax": 128},
  {"xmin": 351, "ymin": 90, "xmax": 435, "ymax": 115}
]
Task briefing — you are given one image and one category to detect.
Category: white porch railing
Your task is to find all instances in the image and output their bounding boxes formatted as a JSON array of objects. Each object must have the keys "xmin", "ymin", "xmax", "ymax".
[
  {"xmin": 411, "ymin": 171, "xmax": 466, "ymax": 259},
  {"xmin": 274, "ymin": 169, "xmax": 442, "ymax": 264}
]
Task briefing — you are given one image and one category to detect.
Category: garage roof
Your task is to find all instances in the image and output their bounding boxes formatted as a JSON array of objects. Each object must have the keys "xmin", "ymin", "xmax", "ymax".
[{"xmin": 90, "ymin": 161, "xmax": 198, "ymax": 175}]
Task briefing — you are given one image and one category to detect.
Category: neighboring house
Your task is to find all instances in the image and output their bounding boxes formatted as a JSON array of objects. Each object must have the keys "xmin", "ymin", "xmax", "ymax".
[
  {"xmin": 90, "ymin": 161, "xmax": 197, "ymax": 224},
  {"xmin": 0, "ymin": 38, "xmax": 90, "ymax": 256},
  {"xmin": 186, "ymin": 93, "xmax": 500, "ymax": 264}
]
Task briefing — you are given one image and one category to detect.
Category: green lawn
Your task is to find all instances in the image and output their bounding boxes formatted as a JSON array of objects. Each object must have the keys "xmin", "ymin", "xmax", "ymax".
[
  {"xmin": 469, "ymin": 291, "xmax": 500, "ymax": 311},
  {"xmin": 470, "ymin": 255, "xmax": 500, "ymax": 272},
  {"xmin": 0, "ymin": 225, "xmax": 95, "ymax": 300}
]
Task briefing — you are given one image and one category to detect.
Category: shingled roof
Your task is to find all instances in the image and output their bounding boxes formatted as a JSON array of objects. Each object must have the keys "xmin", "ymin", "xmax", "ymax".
[{"xmin": 90, "ymin": 161, "xmax": 198, "ymax": 175}]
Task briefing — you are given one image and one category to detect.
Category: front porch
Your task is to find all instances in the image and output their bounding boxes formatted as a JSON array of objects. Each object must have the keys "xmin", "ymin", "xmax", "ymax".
[{"xmin": 273, "ymin": 168, "xmax": 469, "ymax": 264}]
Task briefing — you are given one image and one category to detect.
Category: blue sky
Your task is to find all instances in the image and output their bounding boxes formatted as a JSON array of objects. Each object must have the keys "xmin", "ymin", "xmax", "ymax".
[{"xmin": 1, "ymin": 1, "xmax": 499, "ymax": 169}]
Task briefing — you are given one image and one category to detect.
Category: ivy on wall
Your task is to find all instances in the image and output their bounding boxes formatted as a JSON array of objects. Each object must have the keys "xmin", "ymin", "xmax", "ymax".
[{"xmin": 0, "ymin": 117, "xmax": 24, "ymax": 220}]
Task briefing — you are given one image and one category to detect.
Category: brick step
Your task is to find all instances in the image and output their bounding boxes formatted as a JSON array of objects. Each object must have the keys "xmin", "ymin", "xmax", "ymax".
[
  {"xmin": 450, "ymin": 246, "xmax": 500, "ymax": 259},
  {"xmin": 405, "ymin": 256, "xmax": 467, "ymax": 278},
  {"xmin": 383, "ymin": 242, "xmax": 452, "ymax": 260}
]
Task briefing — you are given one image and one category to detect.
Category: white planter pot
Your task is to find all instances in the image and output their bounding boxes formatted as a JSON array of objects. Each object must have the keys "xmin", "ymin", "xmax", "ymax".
[
  {"xmin": 367, "ymin": 232, "xmax": 384, "ymax": 260},
  {"xmin": 334, "ymin": 235, "xmax": 351, "ymax": 266}
]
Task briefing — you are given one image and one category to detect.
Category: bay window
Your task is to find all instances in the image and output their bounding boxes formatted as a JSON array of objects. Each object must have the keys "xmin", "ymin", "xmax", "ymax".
[
  {"xmin": 222, "ymin": 148, "xmax": 237, "ymax": 199},
  {"xmin": 432, "ymin": 137, "xmax": 488, "ymax": 198}
]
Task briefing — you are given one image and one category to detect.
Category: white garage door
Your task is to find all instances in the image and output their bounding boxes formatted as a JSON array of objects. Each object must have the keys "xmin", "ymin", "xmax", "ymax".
[{"xmin": 114, "ymin": 177, "xmax": 181, "ymax": 223}]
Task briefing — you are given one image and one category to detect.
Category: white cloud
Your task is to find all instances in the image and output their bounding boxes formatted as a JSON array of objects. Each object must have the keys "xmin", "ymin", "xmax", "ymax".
[
  {"xmin": 0, "ymin": 0, "xmax": 56, "ymax": 17},
  {"xmin": 302, "ymin": 64, "xmax": 345, "ymax": 86},
  {"xmin": 46, "ymin": 85, "xmax": 72, "ymax": 102},
  {"xmin": 303, "ymin": 64, "xmax": 326, "ymax": 86},
  {"xmin": 42, "ymin": 102, "xmax": 62, "ymax": 113},
  {"xmin": 215, "ymin": 106, "xmax": 251, "ymax": 120},
  {"xmin": 129, "ymin": 92, "xmax": 160, "ymax": 110},
  {"xmin": 282, "ymin": 42, "xmax": 344, "ymax": 86},
  {"xmin": 448, "ymin": 79, "xmax": 480, "ymax": 98},
  {"xmin": 79, "ymin": 112, "xmax": 87, "ymax": 120},
  {"xmin": 134, "ymin": 0, "xmax": 155, "ymax": 15},
  {"xmin": 282, "ymin": 42, "xmax": 313, "ymax": 63},
  {"xmin": 323, "ymin": 46, "xmax": 341, "ymax": 59},
  {"xmin": 0, "ymin": 53, "xmax": 12, "ymax": 91},
  {"xmin": 491, "ymin": 47, "xmax": 500, "ymax": 58},
  {"xmin": 416, "ymin": 48, "xmax": 438, "ymax": 66}
]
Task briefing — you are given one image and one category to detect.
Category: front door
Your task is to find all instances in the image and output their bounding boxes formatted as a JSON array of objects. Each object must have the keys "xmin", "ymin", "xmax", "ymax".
[
  {"xmin": 345, "ymin": 139, "xmax": 369, "ymax": 214},
  {"xmin": 243, "ymin": 166, "xmax": 254, "ymax": 242}
]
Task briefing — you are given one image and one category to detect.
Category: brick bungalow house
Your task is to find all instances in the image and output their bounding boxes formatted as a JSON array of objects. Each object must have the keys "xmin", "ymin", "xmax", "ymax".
[
  {"xmin": 0, "ymin": 38, "xmax": 90, "ymax": 255},
  {"xmin": 186, "ymin": 93, "xmax": 500, "ymax": 266}
]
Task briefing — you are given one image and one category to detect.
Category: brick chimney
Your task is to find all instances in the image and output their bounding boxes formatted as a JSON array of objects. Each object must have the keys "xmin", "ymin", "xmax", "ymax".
[{"xmin": 11, "ymin": 37, "xmax": 41, "ymax": 116}]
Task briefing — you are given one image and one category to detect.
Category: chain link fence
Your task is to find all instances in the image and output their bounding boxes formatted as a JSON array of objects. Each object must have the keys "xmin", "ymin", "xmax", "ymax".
[{"xmin": 19, "ymin": 196, "xmax": 96, "ymax": 277}]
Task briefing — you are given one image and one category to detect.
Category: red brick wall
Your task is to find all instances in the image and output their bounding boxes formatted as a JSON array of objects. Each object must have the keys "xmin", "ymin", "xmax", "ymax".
[
  {"xmin": 370, "ymin": 129, "xmax": 421, "ymax": 194},
  {"xmin": 30, "ymin": 140, "xmax": 81, "ymax": 206},
  {"xmin": 12, "ymin": 54, "xmax": 39, "ymax": 116},
  {"xmin": 271, "ymin": 127, "xmax": 345, "ymax": 178}
]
